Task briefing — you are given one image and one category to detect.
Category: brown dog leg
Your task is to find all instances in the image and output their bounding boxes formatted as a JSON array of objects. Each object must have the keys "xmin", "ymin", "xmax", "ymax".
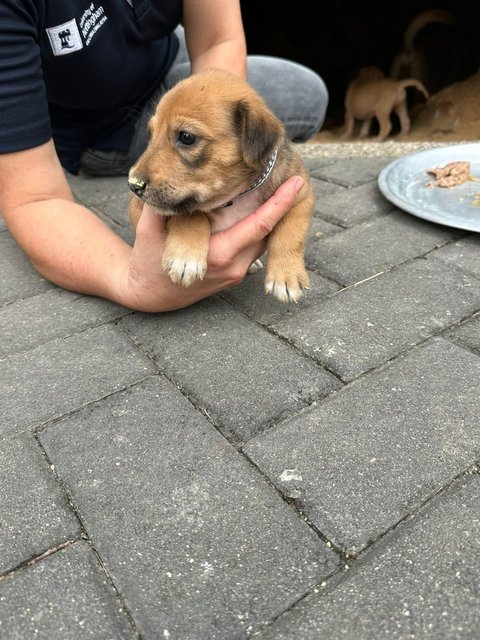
[
  {"xmin": 162, "ymin": 212, "xmax": 211, "ymax": 287},
  {"xmin": 359, "ymin": 118, "xmax": 373, "ymax": 138},
  {"xmin": 394, "ymin": 101, "xmax": 411, "ymax": 135},
  {"xmin": 342, "ymin": 111, "xmax": 355, "ymax": 139},
  {"xmin": 264, "ymin": 193, "xmax": 314, "ymax": 303},
  {"xmin": 375, "ymin": 112, "xmax": 393, "ymax": 141}
]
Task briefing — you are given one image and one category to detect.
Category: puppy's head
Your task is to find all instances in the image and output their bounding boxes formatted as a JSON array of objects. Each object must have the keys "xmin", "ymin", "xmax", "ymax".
[
  {"xmin": 128, "ymin": 69, "xmax": 284, "ymax": 215},
  {"xmin": 356, "ymin": 66, "xmax": 384, "ymax": 82}
]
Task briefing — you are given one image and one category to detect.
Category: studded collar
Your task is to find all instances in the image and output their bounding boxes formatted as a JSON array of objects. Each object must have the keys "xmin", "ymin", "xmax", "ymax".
[{"xmin": 219, "ymin": 147, "xmax": 279, "ymax": 209}]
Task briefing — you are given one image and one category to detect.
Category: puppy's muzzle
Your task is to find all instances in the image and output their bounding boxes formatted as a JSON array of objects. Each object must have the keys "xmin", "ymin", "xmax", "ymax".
[{"xmin": 128, "ymin": 175, "xmax": 147, "ymax": 198}]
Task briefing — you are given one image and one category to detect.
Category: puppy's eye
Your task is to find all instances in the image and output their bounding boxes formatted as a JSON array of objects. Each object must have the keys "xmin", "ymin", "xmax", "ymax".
[{"xmin": 177, "ymin": 130, "xmax": 197, "ymax": 147}]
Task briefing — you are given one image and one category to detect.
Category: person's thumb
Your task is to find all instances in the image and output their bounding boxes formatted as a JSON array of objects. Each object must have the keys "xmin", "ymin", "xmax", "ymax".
[
  {"xmin": 220, "ymin": 176, "xmax": 305, "ymax": 255},
  {"xmin": 134, "ymin": 203, "xmax": 168, "ymax": 241}
]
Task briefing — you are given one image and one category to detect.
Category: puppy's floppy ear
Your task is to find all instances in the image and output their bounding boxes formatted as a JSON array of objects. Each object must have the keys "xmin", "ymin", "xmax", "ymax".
[{"xmin": 234, "ymin": 99, "xmax": 283, "ymax": 170}]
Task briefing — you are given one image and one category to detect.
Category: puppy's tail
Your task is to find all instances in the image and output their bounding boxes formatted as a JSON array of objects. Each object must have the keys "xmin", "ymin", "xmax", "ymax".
[
  {"xmin": 399, "ymin": 79, "xmax": 429, "ymax": 101},
  {"xmin": 403, "ymin": 9, "xmax": 454, "ymax": 51}
]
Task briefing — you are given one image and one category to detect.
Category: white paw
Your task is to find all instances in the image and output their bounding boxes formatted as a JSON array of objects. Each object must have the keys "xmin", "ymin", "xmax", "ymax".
[
  {"xmin": 247, "ymin": 259, "xmax": 263, "ymax": 274},
  {"xmin": 264, "ymin": 268, "xmax": 310, "ymax": 303},
  {"xmin": 264, "ymin": 279, "xmax": 301, "ymax": 303},
  {"xmin": 163, "ymin": 257, "xmax": 207, "ymax": 287}
]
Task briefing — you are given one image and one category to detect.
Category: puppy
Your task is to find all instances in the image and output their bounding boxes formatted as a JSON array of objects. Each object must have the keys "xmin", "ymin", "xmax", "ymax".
[
  {"xmin": 128, "ymin": 69, "xmax": 314, "ymax": 303},
  {"xmin": 389, "ymin": 9, "xmax": 455, "ymax": 93},
  {"xmin": 343, "ymin": 66, "xmax": 428, "ymax": 140}
]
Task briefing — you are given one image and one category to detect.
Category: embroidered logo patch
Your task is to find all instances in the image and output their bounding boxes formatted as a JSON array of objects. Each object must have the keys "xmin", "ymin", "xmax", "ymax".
[{"xmin": 46, "ymin": 19, "xmax": 83, "ymax": 56}]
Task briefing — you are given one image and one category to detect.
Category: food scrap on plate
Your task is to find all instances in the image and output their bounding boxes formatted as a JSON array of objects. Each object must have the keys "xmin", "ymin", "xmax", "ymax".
[{"xmin": 426, "ymin": 161, "xmax": 475, "ymax": 188}]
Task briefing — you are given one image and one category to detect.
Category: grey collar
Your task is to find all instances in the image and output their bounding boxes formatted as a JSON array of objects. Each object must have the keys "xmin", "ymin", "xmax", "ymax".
[{"xmin": 220, "ymin": 147, "xmax": 278, "ymax": 208}]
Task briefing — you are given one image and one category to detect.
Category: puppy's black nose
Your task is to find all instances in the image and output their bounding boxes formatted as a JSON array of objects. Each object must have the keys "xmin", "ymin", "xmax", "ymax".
[{"xmin": 128, "ymin": 175, "xmax": 147, "ymax": 197}]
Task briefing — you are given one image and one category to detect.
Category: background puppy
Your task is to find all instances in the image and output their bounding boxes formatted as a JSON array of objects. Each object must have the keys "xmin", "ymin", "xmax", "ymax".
[
  {"xmin": 343, "ymin": 66, "xmax": 428, "ymax": 140},
  {"xmin": 128, "ymin": 69, "xmax": 314, "ymax": 303},
  {"xmin": 389, "ymin": 9, "xmax": 456, "ymax": 94}
]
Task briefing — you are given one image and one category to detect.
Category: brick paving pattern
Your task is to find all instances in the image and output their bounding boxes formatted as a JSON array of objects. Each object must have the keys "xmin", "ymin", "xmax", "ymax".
[{"xmin": 1, "ymin": 146, "xmax": 479, "ymax": 639}]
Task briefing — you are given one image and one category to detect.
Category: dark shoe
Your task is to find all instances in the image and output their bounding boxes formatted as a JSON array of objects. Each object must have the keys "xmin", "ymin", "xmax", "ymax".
[{"xmin": 79, "ymin": 148, "xmax": 131, "ymax": 177}]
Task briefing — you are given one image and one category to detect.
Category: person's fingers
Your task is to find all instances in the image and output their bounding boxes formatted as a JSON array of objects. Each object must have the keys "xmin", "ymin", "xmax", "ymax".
[{"xmin": 216, "ymin": 176, "xmax": 304, "ymax": 257}]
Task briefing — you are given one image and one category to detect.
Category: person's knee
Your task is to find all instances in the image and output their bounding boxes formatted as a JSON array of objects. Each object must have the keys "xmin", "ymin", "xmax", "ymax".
[
  {"xmin": 247, "ymin": 56, "xmax": 329, "ymax": 141},
  {"xmin": 295, "ymin": 71, "xmax": 329, "ymax": 140}
]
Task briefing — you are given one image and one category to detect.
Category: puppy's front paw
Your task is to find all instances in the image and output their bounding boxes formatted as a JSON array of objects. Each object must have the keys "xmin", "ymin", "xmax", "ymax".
[
  {"xmin": 162, "ymin": 253, "xmax": 207, "ymax": 287},
  {"xmin": 247, "ymin": 259, "xmax": 263, "ymax": 274},
  {"xmin": 162, "ymin": 212, "xmax": 210, "ymax": 287},
  {"xmin": 265, "ymin": 263, "xmax": 310, "ymax": 303}
]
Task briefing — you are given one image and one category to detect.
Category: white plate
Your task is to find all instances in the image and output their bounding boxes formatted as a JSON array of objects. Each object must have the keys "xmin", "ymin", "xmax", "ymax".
[{"xmin": 378, "ymin": 143, "xmax": 480, "ymax": 232}]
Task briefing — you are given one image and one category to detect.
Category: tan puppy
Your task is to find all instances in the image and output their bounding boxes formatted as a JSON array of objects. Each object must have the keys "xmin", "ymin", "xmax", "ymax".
[
  {"xmin": 343, "ymin": 66, "xmax": 429, "ymax": 141},
  {"xmin": 128, "ymin": 69, "xmax": 314, "ymax": 303},
  {"xmin": 390, "ymin": 9, "xmax": 455, "ymax": 91}
]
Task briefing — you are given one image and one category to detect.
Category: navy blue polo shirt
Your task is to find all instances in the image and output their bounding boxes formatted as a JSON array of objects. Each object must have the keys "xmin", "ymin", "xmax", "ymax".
[{"xmin": 0, "ymin": 1, "xmax": 182, "ymax": 172}]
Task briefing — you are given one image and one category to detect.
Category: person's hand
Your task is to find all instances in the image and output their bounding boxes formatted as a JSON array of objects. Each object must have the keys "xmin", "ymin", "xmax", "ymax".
[{"xmin": 118, "ymin": 175, "xmax": 305, "ymax": 312}]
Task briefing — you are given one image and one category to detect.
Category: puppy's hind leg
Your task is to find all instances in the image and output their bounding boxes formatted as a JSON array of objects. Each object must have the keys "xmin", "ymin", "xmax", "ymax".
[
  {"xmin": 264, "ymin": 190, "xmax": 314, "ymax": 303},
  {"xmin": 359, "ymin": 118, "xmax": 373, "ymax": 138},
  {"xmin": 394, "ymin": 100, "xmax": 411, "ymax": 135},
  {"xmin": 374, "ymin": 111, "xmax": 392, "ymax": 141},
  {"xmin": 163, "ymin": 212, "xmax": 211, "ymax": 287},
  {"xmin": 341, "ymin": 111, "xmax": 356, "ymax": 139}
]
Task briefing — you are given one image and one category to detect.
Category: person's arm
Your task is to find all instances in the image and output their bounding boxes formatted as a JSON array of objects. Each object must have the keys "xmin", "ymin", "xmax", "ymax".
[
  {"xmin": 182, "ymin": 0, "xmax": 247, "ymax": 77},
  {"xmin": 0, "ymin": 140, "xmax": 304, "ymax": 312}
]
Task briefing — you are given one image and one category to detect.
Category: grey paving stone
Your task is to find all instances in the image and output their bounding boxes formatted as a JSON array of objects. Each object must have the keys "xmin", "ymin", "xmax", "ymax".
[
  {"xmin": 0, "ymin": 215, "xmax": 6, "ymax": 232},
  {"xmin": 0, "ymin": 289, "xmax": 131, "ymax": 359},
  {"xmin": 67, "ymin": 173, "xmax": 135, "ymax": 243},
  {"xmin": 0, "ymin": 324, "xmax": 155, "ymax": 437},
  {"xmin": 272, "ymin": 257, "xmax": 480, "ymax": 381},
  {"xmin": 0, "ymin": 541, "xmax": 133, "ymax": 639},
  {"xmin": 314, "ymin": 180, "xmax": 397, "ymax": 227},
  {"xmin": 0, "ymin": 434, "xmax": 80, "ymax": 575},
  {"xmin": 221, "ymin": 269, "xmax": 340, "ymax": 326},
  {"xmin": 120, "ymin": 297, "xmax": 340, "ymax": 443},
  {"xmin": 306, "ymin": 212, "xmax": 457, "ymax": 286},
  {"xmin": 311, "ymin": 177, "xmax": 346, "ymax": 203},
  {"xmin": 0, "ymin": 233, "xmax": 53, "ymax": 305},
  {"xmin": 307, "ymin": 215, "xmax": 344, "ymax": 239},
  {"xmin": 310, "ymin": 157, "xmax": 394, "ymax": 187},
  {"xmin": 300, "ymin": 155, "xmax": 338, "ymax": 173},
  {"xmin": 446, "ymin": 313, "xmax": 480, "ymax": 356},
  {"xmin": 305, "ymin": 217, "xmax": 344, "ymax": 274},
  {"xmin": 430, "ymin": 234, "xmax": 480, "ymax": 278},
  {"xmin": 39, "ymin": 377, "xmax": 339, "ymax": 640},
  {"xmin": 245, "ymin": 338, "xmax": 480, "ymax": 553},
  {"xmin": 67, "ymin": 173, "xmax": 130, "ymax": 226},
  {"xmin": 258, "ymin": 475, "xmax": 480, "ymax": 640}
]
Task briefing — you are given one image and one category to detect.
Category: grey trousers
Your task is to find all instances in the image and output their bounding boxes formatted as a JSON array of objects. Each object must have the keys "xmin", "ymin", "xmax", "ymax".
[{"xmin": 129, "ymin": 26, "xmax": 328, "ymax": 162}]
